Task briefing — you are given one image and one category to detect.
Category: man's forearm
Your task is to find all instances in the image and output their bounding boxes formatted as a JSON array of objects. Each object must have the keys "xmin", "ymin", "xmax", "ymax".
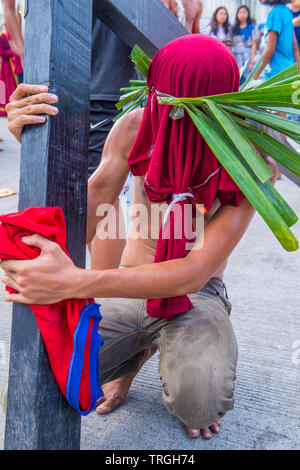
[
  {"xmin": 254, "ymin": 49, "xmax": 273, "ymax": 79},
  {"xmin": 76, "ymin": 198, "xmax": 256, "ymax": 300},
  {"xmin": 294, "ymin": 17, "xmax": 300, "ymax": 28}
]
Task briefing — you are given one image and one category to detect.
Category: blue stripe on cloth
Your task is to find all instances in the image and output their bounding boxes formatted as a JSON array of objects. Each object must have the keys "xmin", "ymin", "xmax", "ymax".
[{"xmin": 66, "ymin": 303, "xmax": 104, "ymax": 415}]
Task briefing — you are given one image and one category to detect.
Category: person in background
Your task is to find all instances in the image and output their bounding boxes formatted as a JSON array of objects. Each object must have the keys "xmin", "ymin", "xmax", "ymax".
[
  {"xmin": 288, "ymin": 0, "xmax": 300, "ymax": 49},
  {"xmin": 232, "ymin": 5, "xmax": 259, "ymax": 82},
  {"xmin": 0, "ymin": 24, "xmax": 18, "ymax": 117},
  {"xmin": 161, "ymin": 0, "xmax": 203, "ymax": 33},
  {"xmin": 2, "ymin": 0, "xmax": 24, "ymax": 67},
  {"xmin": 288, "ymin": 1, "xmax": 300, "ymax": 122},
  {"xmin": 254, "ymin": 0, "xmax": 300, "ymax": 80},
  {"xmin": 207, "ymin": 6, "xmax": 232, "ymax": 47}
]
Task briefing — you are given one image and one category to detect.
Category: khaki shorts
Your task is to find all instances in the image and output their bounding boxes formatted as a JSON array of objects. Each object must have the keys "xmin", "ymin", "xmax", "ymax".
[{"xmin": 97, "ymin": 278, "xmax": 238, "ymax": 429}]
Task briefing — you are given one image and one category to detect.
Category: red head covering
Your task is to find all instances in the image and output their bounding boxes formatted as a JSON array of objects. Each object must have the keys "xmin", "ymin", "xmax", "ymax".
[{"xmin": 128, "ymin": 35, "xmax": 244, "ymax": 320}]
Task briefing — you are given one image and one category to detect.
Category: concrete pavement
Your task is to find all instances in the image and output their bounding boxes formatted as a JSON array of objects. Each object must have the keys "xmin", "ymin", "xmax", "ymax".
[{"xmin": 0, "ymin": 116, "xmax": 299, "ymax": 450}]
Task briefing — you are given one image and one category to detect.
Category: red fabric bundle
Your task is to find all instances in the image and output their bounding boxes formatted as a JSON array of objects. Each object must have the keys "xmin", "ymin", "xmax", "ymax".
[
  {"xmin": 128, "ymin": 35, "xmax": 244, "ymax": 320},
  {"xmin": 0, "ymin": 207, "xmax": 103, "ymax": 414}
]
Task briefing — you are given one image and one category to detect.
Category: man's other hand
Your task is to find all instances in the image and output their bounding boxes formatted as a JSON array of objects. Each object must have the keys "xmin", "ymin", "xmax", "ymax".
[
  {"xmin": 0, "ymin": 234, "xmax": 81, "ymax": 305},
  {"xmin": 6, "ymin": 84, "xmax": 59, "ymax": 143}
]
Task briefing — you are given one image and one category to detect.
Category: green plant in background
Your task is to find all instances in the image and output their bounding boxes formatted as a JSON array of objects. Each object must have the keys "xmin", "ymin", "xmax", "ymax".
[{"xmin": 115, "ymin": 45, "xmax": 300, "ymax": 252}]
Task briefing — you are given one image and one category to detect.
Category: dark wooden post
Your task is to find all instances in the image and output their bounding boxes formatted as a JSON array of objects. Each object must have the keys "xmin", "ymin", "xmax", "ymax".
[
  {"xmin": 4, "ymin": 0, "xmax": 92, "ymax": 450},
  {"xmin": 4, "ymin": 0, "xmax": 186, "ymax": 451}
]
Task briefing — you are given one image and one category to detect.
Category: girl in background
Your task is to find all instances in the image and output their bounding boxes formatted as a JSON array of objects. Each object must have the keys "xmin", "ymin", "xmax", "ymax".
[
  {"xmin": 232, "ymin": 5, "xmax": 259, "ymax": 82},
  {"xmin": 208, "ymin": 7, "xmax": 232, "ymax": 47}
]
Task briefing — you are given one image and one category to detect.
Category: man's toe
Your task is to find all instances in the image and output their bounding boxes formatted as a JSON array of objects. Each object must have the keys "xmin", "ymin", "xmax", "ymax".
[
  {"xmin": 96, "ymin": 397, "xmax": 124, "ymax": 415},
  {"xmin": 183, "ymin": 425, "xmax": 201, "ymax": 439},
  {"xmin": 201, "ymin": 427, "xmax": 213, "ymax": 440}
]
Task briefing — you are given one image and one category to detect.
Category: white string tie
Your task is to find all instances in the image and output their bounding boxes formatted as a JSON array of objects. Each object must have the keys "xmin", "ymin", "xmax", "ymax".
[{"xmin": 162, "ymin": 193, "xmax": 195, "ymax": 229}]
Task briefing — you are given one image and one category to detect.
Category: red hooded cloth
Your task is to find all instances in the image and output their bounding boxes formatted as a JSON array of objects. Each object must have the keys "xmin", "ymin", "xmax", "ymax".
[
  {"xmin": 0, "ymin": 207, "xmax": 103, "ymax": 415},
  {"xmin": 128, "ymin": 35, "xmax": 244, "ymax": 320}
]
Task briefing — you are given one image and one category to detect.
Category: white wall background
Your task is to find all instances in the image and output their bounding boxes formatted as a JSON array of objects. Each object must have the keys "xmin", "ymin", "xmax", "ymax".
[{"xmin": 202, "ymin": 0, "xmax": 271, "ymax": 25}]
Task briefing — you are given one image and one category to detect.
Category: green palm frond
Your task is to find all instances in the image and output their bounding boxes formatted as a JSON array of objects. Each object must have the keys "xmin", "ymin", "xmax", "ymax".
[
  {"xmin": 113, "ymin": 46, "xmax": 150, "ymax": 122},
  {"xmin": 115, "ymin": 45, "xmax": 300, "ymax": 252}
]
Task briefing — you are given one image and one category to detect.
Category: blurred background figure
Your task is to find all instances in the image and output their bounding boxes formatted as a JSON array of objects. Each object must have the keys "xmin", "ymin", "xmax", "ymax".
[
  {"xmin": 232, "ymin": 5, "xmax": 259, "ymax": 83},
  {"xmin": 1, "ymin": 0, "xmax": 24, "ymax": 67},
  {"xmin": 288, "ymin": 0, "xmax": 300, "ymax": 49},
  {"xmin": 0, "ymin": 23, "xmax": 18, "ymax": 117},
  {"xmin": 207, "ymin": 6, "xmax": 232, "ymax": 46},
  {"xmin": 254, "ymin": 0, "xmax": 299, "ymax": 81},
  {"xmin": 161, "ymin": 0, "xmax": 204, "ymax": 33}
]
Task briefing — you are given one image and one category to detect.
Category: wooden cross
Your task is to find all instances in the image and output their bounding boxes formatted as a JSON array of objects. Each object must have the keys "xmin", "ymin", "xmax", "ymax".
[{"xmin": 4, "ymin": 0, "xmax": 185, "ymax": 450}]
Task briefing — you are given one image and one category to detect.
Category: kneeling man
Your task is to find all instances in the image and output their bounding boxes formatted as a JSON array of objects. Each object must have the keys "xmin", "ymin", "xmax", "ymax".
[{"xmin": 2, "ymin": 36, "xmax": 277, "ymax": 440}]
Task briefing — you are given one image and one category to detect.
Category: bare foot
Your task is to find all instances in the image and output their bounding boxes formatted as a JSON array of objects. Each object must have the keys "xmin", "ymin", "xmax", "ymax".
[
  {"xmin": 184, "ymin": 420, "xmax": 222, "ymax": 440},
  {"xmin": 96, "ymin": 346, "xmax": 158, "ymax": 415},
  {"xmin": 96, "ymin": 374, "xmax": 135, "ymax": 415}
]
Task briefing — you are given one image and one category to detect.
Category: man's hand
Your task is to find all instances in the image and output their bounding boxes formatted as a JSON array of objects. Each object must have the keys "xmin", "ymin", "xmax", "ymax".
[
  {"xmin": 0, "ymin": 234, "xmax": 81, "ymax": 305},
  {"xmin": 6, "ymin": 84, "xmax": 59, "ymax": 143}
]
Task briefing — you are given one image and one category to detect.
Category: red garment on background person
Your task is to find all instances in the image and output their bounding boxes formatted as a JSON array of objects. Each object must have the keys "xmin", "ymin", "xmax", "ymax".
[
  {"xmin": 0, "ymin": 207, "xmax": 103, "ymax": 415},
  {"xmin": 0, "ymin": 32, "xmax": 17, "ymax": 116},
  {"xmin": 128, "ymin": 35, "xmax": 245, "ymax": 320}
]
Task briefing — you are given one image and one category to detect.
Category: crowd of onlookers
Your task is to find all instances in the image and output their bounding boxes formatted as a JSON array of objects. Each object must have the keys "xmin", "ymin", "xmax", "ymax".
[{"xmin": 166, "ymin": 1, "xmax": 300, "ymax": 84}]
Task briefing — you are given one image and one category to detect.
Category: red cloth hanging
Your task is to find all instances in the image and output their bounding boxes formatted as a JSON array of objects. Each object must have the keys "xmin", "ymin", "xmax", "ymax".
[
  {"xmin": 128, "ymin": 35, "xmax": 245, "ymax": 320},
  {"xmin": 0, "ymin": 207, "xmax": 103, "ymax": 414}
]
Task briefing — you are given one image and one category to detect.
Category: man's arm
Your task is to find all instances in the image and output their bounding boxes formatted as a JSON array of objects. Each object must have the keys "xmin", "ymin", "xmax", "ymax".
[
  {"xmin": 192, "ymin": 0, "xmax": 203, "ymax": 34},
  {"xmin": 6, "ymin": 83, "xmax": 137, "ymax": 246},
  {"xmin": 2, "ymin": 0, "xmax": 24, "ymax": 63},
  {"xmin": 87, "ymin": 110, "xmax": 142, "ymax": 244},
  {"xmin": 249, "ymin": 36, "xmax": 259, "ymax": 73},
  {"xmin": 294, "ymin": 16, "xmax": 300, "ymax": 28},
  {"xmin": 0, "ymin": 197, "xmax": 257, "ymax": 304},
  {"xmin": 161, "ymin": 0, "xmax": 171, "ymax": 9},
  {"xmin": 254, "ymin": 30, "xmax": 277, "ymax": 79},
  {"xmin": 77, "ymin": 198, "xmax": 258, "ymax": 300}
]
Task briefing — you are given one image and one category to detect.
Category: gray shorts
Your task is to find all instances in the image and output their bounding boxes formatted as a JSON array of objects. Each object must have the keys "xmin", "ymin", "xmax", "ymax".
[{"xmin": 97, "ymin": 278, "xmax": 238, "ymax": 429}]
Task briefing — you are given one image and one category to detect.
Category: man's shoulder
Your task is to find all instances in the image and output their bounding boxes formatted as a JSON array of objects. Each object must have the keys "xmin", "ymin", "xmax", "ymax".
[
  {"xmin": 119, "ymin": 108, "xmax": 144, "ymax": 133},
  {"xmin": 110, "ymin": 108, "xmax": 144, "ymax": 156}
]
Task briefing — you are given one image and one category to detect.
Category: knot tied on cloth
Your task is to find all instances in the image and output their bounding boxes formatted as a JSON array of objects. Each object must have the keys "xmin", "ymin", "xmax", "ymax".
[
  {"xmin": 162, "ymin": 193, "xmax": 195, "ymax": 228},
  {"xmin": 128, "ymin": 35, "xmax": 245, "ymax": 320},
  {"xmin": 0, "ymin": 207, "xmax": 104, "ymax": 415}
]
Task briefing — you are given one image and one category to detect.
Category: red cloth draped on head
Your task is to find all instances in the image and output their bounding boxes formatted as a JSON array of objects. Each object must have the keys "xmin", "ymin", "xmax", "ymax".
[{"xmin": 128, "ymin": 35, "xmax": 244, "ymax": 320}]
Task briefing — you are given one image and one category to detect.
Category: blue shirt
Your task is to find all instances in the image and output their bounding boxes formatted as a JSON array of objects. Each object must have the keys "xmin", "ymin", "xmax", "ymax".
[{"xmin": 265, "ymin": 4, "xmax": 295, "ymax": 80}]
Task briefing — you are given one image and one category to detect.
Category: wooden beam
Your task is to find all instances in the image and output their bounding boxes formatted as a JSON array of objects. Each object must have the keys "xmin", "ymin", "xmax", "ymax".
[
  {"xmin": 93, "ymin": 0, "xmax": 187, "ymax": 58},
  {"xmin": 4, "ymin": 0, "xmax": 92, "ymax": 450}
]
